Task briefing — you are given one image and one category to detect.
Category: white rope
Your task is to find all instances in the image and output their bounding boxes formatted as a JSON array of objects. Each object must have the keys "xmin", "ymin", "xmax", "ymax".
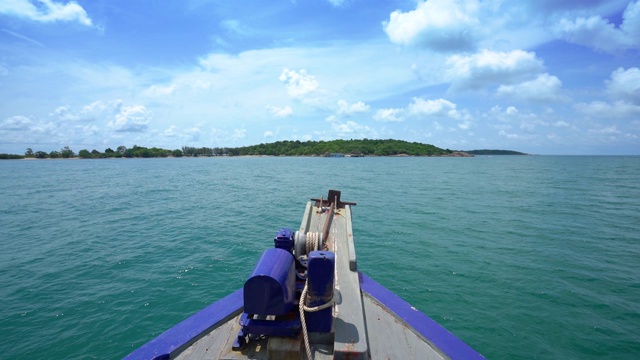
[
  {"xmin": 299, "ymin": 232, "xmax": 333, "ymax": 360},
  {"xmin": 299, "ymin": 278, "xmax": 335, "ymax": 360},
  {"xmin": 306, "ymin": 232, "xmax": 320, "ymax": 254}
]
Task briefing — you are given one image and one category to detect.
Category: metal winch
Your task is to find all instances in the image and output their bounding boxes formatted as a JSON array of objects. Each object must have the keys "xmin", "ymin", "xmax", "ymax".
[{"xmin": 233, "ymin": 227, "xmax": 335, "ymax": 351}]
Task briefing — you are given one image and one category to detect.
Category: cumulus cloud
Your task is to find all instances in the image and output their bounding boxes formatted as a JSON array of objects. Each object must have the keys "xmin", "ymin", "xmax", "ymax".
[
  {"xmin": 0, "ymin": 100, "xmax": 156, "ymax": 150},
  {"xmin": 407, "ymin": 97, "xmax": 473, "ymax": 130},
  {"xmin": 50, "ymin": 106, "xmax": 80, "ymax": 122},
  {"xmin": 499, "ymin": 129, "xmax": 523, "ymax": 139},
  {"xmin": 589, "ymin": 125, "xmax": 623, "ymax": 136},
  {"xmin": 486, "ymin": 105, "xmax": 545, "ymax": 136},
  {"xmin": 184, "ymin": 127, "xmax": 202, "ymax": 142},
  {"xmin": 231, "ymin": 128, "xmax": 247, "ymax": 141},
  {"xmin": 497, "ymin": 73, "xmax": 563, "ymax": 101},
  {"xmin": 606, "ymin": 67, "xmax": 640, "ymax": 104},
  {"xmin": 144, "ymin": 83, "xmax": 177, "ymax": 97},
  {"xmin": 0, "ymin": 115, "xmax": 33, "ymax": 130},
  {"xmin": 488, "ymin": 105, "xmax": 517, "ymax": 123},
  {"xmin": 571, "ymin": 67, "xmax": 640, "ymax": 120},
  {"xmin": 383, "ymin": 0, "xmax": 480, "ymax": 52},
  {"xmin": 555, "ymin": 1, "xmax": 640, "ymax": 53},
  {"xmin": 326, "ymin": 115, "xmax": 377, "ymax": 138},
  {"xmin": 267, "ymin": 105, "xmax": 293, "ymax": 118},
  {"xmin": 446, "ymin": 49, "xmax": 545, "ymax": 91},
  {"xmin": 164, "ymin": 125, "xmax": 177, "ymax": 137},
  {"xmin": 82, "ymin": 100, "xmax": 122, "ymax": 116},
  {"xmin": 337, "ymin": 100, "xmax": 370, "ymax": 115},
  {"xmin": 108, "ymin": 105, "xmax": 151, "ymax": 132},
  {"xmin": 45, "ymin": 101, "xmax": 128, "ymax": 124},
  {"xmin": 575, "ymin": 100, "xmax": 640, "ymax": 118},
  {"xmin": 408, "ymin": 97, "xmax": 471, "ymax": 120},
  {"xmin": 279, "ymin": 68, "xmax": 320, "ymax": 100},
  {"xmin": 506, "ymin": 106, "xmax": 519, "ymax": 115},
  {"xmin": 0, "ymin": 0, "xmax": 93, "ymax": 26},
  {"xmin": 373, "ymin": 108, "xmax": 403, "ymax": 122}
]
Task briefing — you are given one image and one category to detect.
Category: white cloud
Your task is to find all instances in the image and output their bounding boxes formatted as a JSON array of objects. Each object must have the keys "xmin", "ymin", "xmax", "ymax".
[
  {"xmin": 50, "ymin": 106, "xmax": 80, "ymax": 122},
  {"xmin": 108, "ymin": 105, "xmax": 151, "ymax": 133},
  {"xmin": 373, "ymin": 108, "xmax": 403, "ymax": 122},
  {"xmin": 185, "ymin": 127, "xmax": 201, "ymax": 142},
  {"xmin": 589, "ymin": 125, "xmax": 622, "ymax": 135},
  {"xmin": 499, "ymin": 128, "xmax": 539, "ymax": 140},
  {"xmin": 164, "ymin": 125, "xmax": 177, "ymax": 137},
  {"xmin": 499, "ymin": 130, "xmax": 521, "ymax": 139},
  {"xmin": 0, "ymin": 0, "xmax": 93, "ymax": 26},
  {"xmin": 330, "ymin": 120, "xmax": 360, "ymax": 134},
  {"xmin": 83, "ymin": 100, "xmax": 123, "ymax": 118},
  {"xmin": 30, "ymin": 120, "xmax": 56, "ymax": 135},
  {"xmin": 408, "ymin": 97, "xmax": 471, "ymax": 122},
  {"xmin": 555, "ymin": 1, "xmax": 640, "ymax": 53},
  {"xmin": 231, "ymin": 128, "xmax": 247, "ymax": 141},
  {"xmin": 383, "ymin": 0, "xmax": 480, "ymax": 51},
  {"xmin": 446, "ymin": 49, "xmax": 545, "ymax": 91},
  {"xmin": 337, "ymin": 100, "xmax": 370, "ymax": 115},
  {"xmin": 497, "ymin": 73, "xmax": 563, "ymax": 101},
  {"xmin": 267, "ymin": 105, "xmax": 293, "ymax": 118},
  {"xmin": 326, "ymin": 116, "xmax": 377, "ymax": 138},
  {"xmin": 606, "ymin": 67, "xmax": 640, "ymax": 104},
  {"xmin": 144, "ymin": 84, "xmax": 177, "ymax": 97},
  {"xmin": 78, "ymin": 124, "xmax": 99, "ymax": 137},
  {"xmin": 0, "ymin": 115, "xmax": 33, "ymax": 130},
  {"xmin": 409, "ymin": 97, "xmax": 453, "ymax": 116},
  {"xmin": 264, "ymin": 131, "xmax": 274, "ymax": 138},
  {"xmin": 575, "ymin": 100, "xmax": 640, "ymax": 118},
  {"xmin": 486, "ymin": 105, "xmax": 543, "ymax": 133},
  {"xmin": 279, "ymin": 68, "xmax": 320, "ymax": 100}
]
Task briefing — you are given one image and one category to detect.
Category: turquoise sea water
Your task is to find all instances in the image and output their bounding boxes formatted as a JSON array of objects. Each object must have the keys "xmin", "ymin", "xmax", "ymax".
[{"xmin": 1, "ymin": 156, "xmax": 639, "ymax": 359}]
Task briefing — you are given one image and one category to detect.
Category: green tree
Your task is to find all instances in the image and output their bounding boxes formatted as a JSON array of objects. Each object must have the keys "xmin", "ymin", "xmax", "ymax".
[
  {"xmin": 48, "ymin": 151, "xmax": 59, "ymax": 158},
  {"xmin": 60, "ymin": 146, "xmax": 74, "ymax": 158},
  {"xmin": 172, "ymin": 149, "xmax": 183, "ymax": 157},
  {"xmin": 78, "ymin": 149, "xmax": 92, "ymax": 159},
  {"xmin": 25, "ymin": 148, "xmax": 34, "ymax": 157}
]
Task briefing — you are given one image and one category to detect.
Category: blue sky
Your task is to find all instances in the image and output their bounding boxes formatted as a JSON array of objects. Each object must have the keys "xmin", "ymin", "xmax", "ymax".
[{"xmin": 1, "ymin": 0, "xmax": 639, "ymax": 155}]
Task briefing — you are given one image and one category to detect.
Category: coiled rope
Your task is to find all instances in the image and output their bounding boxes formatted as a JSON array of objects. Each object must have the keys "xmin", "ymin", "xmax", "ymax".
[{"xmin": 306, "ymin": 232, "xmax": 320, "ymax": 255}]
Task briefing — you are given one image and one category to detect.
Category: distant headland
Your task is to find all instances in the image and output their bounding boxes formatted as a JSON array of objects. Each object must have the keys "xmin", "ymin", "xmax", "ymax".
[
  {"xmin": 463, "ymin": 149, "xmax": 528, "ymax": 155},
  {"xmin": 1, "ymin": 140, "xmax": 527, "ymax": 159}
]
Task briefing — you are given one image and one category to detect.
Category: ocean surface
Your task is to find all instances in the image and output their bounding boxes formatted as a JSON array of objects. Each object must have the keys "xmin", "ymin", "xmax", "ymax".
[{"xmin": 1, "ymin": 156, "xmax": 639, "ymax": 359}]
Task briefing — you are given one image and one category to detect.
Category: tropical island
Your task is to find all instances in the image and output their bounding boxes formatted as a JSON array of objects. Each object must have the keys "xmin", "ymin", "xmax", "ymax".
[{"xmin": 1, "ymin": 139, "xmax": 526, "ymax": 159}]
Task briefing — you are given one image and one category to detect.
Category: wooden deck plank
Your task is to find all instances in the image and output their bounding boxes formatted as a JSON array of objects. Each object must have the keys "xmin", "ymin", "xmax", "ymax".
[
  {"xmin": 362, "ymin": 293, "xmax": 447, "ymax": 360},
  {"xmin": 331, "ymin": 206, "xmax": 368, "ymax": 359}
]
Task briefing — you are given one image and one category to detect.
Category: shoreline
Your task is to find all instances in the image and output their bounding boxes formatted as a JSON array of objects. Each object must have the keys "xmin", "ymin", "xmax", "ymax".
[{"xmin": 7, "ymin": 153, "xmax": 476, "ymax": 161}]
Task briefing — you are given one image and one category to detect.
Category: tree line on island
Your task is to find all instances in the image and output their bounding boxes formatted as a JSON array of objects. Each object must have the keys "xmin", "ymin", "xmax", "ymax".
[
  {"xmin": 1, "ymin": 139, "xmax": 526, "ymax": 159},
  {"xmin": 189, "ymin": 139, "xmax": 455, "ymax": 157}
]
